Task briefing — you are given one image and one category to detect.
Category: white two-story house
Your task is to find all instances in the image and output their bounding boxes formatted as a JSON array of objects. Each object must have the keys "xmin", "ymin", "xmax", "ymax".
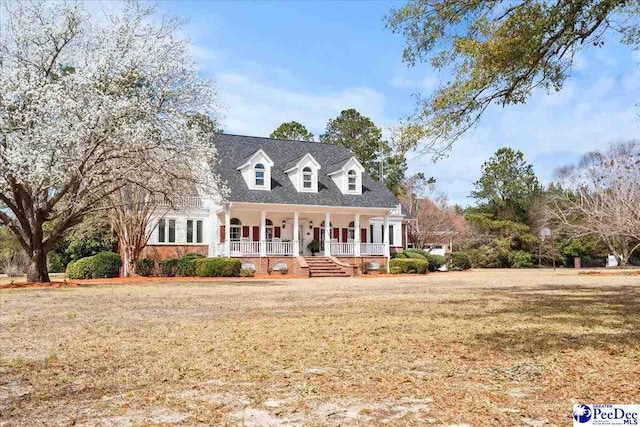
[{"xmin": 143, "ymin": 134, "xmax": 410, "ymax": 276}]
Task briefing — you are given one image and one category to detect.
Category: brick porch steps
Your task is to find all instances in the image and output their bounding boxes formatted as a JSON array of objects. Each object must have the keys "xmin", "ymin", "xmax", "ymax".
[{"xmin": 304, "ymin": 256, "xmax": 349, "ymax": 277}]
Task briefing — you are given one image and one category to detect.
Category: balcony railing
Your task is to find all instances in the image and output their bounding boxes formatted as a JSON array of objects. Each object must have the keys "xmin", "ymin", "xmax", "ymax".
[{"xmin": 154, "ymin": 196, "xmax": 204, "ymax": 208}]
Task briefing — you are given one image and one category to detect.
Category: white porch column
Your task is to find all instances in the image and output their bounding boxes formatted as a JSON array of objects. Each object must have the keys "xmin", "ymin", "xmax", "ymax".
[
  {"xmin": 383, "ymin": 214, "xmax": 390, "ymax": 257},
  {"xmin": 224, "ymin": 206, "xmax": 231, "ymax": 257},
  {"xmin": 260, "ymin": 210, "xmax": 267, "ymax": 256},
  {"xmin": 324, "ymin": 212, "xmax": 331, "ymax": 257},
  {"xmin": 354, "ymin": 213, "xmax": 361, "ymax": 257},
  {"xmin": 208, "ymin": 209, "xmax": 217, "ymax": 257},
  {"xmin": 293, "ymin": 212, "xmax": 300, "ymax": 256}
]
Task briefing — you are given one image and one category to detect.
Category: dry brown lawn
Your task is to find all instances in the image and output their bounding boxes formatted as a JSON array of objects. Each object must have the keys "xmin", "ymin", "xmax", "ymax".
[{"xmin": 1, "ymin": 269, "xmax": 639, "ymax": 426}]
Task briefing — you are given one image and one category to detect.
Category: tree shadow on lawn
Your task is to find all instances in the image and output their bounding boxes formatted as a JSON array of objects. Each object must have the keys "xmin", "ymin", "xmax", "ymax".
[{"xmin": 471, "ymin": 285, "xmax": 640, "ymax": 355}]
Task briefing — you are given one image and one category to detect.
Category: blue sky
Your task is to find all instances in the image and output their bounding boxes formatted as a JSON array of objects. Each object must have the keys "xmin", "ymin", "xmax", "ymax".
[{"xmin": 160, "ymin": 0, "xmax": 640, "ymax": 206}]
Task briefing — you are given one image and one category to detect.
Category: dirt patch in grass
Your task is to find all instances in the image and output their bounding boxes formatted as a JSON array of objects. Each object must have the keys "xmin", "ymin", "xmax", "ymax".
[
  {"xmin": 0, "ymin": 280, "xmax": 80, "ymax": 289},
  {"xmin": 578, "ymin": 270, "xmax": 640, "ymax": 276},
  {"xmin": 1, "ymin": 269, "xmax": 638, "ymax": 426}
]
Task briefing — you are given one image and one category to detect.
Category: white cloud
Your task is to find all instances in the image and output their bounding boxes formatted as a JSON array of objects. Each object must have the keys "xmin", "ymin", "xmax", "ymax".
[{"xmin": 215, "ymin": 73, "xmax": 387, "ymax": 137}]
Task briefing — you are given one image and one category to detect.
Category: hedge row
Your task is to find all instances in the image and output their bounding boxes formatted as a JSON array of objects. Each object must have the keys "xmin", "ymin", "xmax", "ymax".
[
  {"xmin": 66, "ymin": 251, "xmax": 121, "ymax": 279},
  {"xmin": 195, "ymin": 258, "xmax": 241, "ymax": 277},
  {"xmin": 137, "ymin": 254, "xmax": 244, "ymax": 277},
  {"xmin": 392, "ymin": 249, "xmax": 446, "ymax": 272},
  {"xmin": 136, "ymin": 258, "xmax": 154, "ymax": 276},
  {"xmin": 389, "ymin": 258, "xmax": 429, "ymax": 274}
]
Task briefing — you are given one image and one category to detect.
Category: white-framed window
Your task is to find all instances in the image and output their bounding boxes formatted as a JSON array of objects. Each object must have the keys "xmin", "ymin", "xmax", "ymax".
[
  {"xmin": 157, "ymin": 218, "xmax": 175, "ymax": 243},
  {"xmin": 186, "ymin": 219, "xmax": 204, "ymax": 243},
  {"xmin": 347, "ymin": 170, "xmax": 357, "ymax": 192},
  {"xmin": 254, "ymin": 163, "xmax": 265, "ymax": 186},
  {"xmin": 348, "ymin": 221, "xmax": 355, "ymax": 241},
  {"xmin": 230, "ymin": 218, "xmax": 242, "ymax": 241},
  {"xmin": 302, "ymin": 167, "xmax": 313, "ymax": 189},
  {"xmin": 389, "ymin": 225, "xmax": 394, "ymax": 245},
  {"xmin": 158, "ymin": 219, "xmax": 165, "ymax": 243}
]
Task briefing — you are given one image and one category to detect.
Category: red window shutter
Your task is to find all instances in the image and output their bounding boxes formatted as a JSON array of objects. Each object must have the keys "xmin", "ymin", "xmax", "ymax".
[
  {"xmin": 219, "ymin": 225, "xmax": 225, "ymax": 243},
  {"xmin": 332, "ymin": 227, "xmax": 339, "ymax": 239},
  {"xmin": 274, "ymin": 226, "xmax": 281, "ymax": 238},
  {"xmin": 342, "ymin": 228, "xmax": 348, "ymax": 242},
  {"xmin": 360, "ymin": 228, "xmax": 367, "ymax": 243},
  {"xmin": 252, "ymin": 226, "xmax": 259, "ymax": 241},
  {"xmin": 313, "ymin": 227, "xmax": 320, "ymax": 241},
  {"xmin": 242, "ymin": 226, "xmax": 249, "ymax": 238}
]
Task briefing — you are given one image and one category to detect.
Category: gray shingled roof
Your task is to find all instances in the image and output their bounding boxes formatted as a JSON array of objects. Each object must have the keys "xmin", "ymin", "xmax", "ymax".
[{"xmin": 213, "ymin": 134, "xmax": 404, "ymax": 210}]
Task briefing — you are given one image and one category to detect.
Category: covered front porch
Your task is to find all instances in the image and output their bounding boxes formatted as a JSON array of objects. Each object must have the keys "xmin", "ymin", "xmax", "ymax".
[{"xmin": 211, "ymin": 203, "xmax": 395, "ymax": 258}]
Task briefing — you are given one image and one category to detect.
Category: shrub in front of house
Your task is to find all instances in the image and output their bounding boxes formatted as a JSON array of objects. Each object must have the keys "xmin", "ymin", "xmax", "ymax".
[
  {"xmin": 66, "ymin": 251, "xmax": 121, "ymax": 279},
  {"xmin": 66, "ymin": 257, "xmax": 93, "ymax": 279},
  {"xmin": 240, "ymin": 268, "xmax": 255, "ymax": 277},
  {"xmin": 389, "ymin": 258, "xmax": 428, "ymax": 274},
  {"xmin": 90, "ymin": 252, "xmax": 122, "ymax": 278},
  {"xmin": 426, "ymin": 254, "xmax": 446, "ymax": 272},
  {"xmin": 136, "ymin": 258, "xmax": 155, "ymax": 276},
  {"xmin": 405, "ymin": 248, "xmax": 430, "ymax": 259},
  {"xmin": 404, "ymin": 250, "xmax": 427, "ymax": 260},
  {"xmin": 177, "ymin": 253, "xmax": 205, "ymax": 276},
  {"xmin": 359, "ymin": 262, "xmax": 371, "ymax": 274},
  {"xmin": 390, "ymin": 266, "xmax": 403, "ymax": 274},
  {"xmin": 391, "ymin": 252, "xmax": 407, "ymax": 259},
  {"xmin": 195, "ymin": 258, "xmax": 241, "ymax": 277},
  {"xmin": 160, "ymin": 258, "xmax": 179, "ymax": 277},
  {"xmin": 450, "ymin": 252, "xmax": 472, "ymax": 270}
]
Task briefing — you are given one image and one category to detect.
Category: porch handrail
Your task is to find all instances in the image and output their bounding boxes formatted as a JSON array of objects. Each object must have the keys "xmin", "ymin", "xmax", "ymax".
[
  {"xmin": 230, "ymin": 241, "xmax": 261, "ymax": 256},
  {"xmin": 331, "ymin": 242, "xmax": 355, "ymax": 256},
  {"xmin": 266, "ymin": 241, "xmax": 293, "ymax": 256},
  {"xmin": 360, "ymin": 243, "xmax": 385, "ymax": 256}
]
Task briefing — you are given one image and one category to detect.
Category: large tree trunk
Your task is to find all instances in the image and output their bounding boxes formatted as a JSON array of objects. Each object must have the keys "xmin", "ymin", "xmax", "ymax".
[
  {"xmin": 27, "ymin": 248, "xmax": 50, "ymax": 283},
  {"xmin": 121, "ymin": 245, "xmax": 137, "ymax": 277}
]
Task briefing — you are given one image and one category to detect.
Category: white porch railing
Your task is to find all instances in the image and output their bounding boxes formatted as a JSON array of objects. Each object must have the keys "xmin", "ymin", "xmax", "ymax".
[
  {"xmin": 360, "ymin": 243, "xmax": 385, "ymax": 256},
  {"xmin": 266, "ymin": 241, "xmax": 294, "ymax": 256},
  {"xmin": 330, "ymin": 242, "xmax": 355, "ymax": 256},
  {"xmin": 230, "ymin": 241, "xmax": 261, "ymax": 256},
  {"xmin": 216, "ymin": 241, "xmax": 387, "ymax": 257}
]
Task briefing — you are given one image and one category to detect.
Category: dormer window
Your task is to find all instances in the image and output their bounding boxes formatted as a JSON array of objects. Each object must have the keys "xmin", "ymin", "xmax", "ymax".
[
  {"xmin": 327, "ymin": 156, "xmax": 364, "ymax": 195},
  {"xmin": 302, "ymin": 167, "xmax": 313, "ymax": 189},
  {"xmin": 237, "ymin": 149, "xmax": 274, "ymax": 191},
  {"xmin": 284, "ymin": 153, "xmax": 321, "ymax": 193},
  {"xmin": 255, "ymin": 163, "xmax": 265, "ymax": 187},
  {"xmin": 347, "ymin": 170, "xmax": 357, "ymax": 192}
]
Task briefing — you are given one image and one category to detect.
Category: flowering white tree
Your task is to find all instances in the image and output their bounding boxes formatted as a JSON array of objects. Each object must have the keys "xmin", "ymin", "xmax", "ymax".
[
  {"xmin": 0, "ymin": 1, "xmax": 221, "ymax": 282},
  {"xmin": 548, "ymin": 140, "xmax": 640, "ymax": 265}
]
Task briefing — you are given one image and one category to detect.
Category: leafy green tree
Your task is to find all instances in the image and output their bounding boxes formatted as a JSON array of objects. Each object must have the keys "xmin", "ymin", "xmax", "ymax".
[
  {"xmin": 460, "ymin": 211, "xmax": 537, "ymax": 268},
  {"xmin": 320, "ymin": 109, "xmax": 407, "ymax": 194},
  {"xmin": 386, "ymin": 1, "xmax": 640, "ymax": 156},
  {"xmin": 270, "ymin": 121, "xmax": 314, "ymax": 141},
  {"xmin": 471, "ymin": 147, "xmax": 541, "ymax": 223}
]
